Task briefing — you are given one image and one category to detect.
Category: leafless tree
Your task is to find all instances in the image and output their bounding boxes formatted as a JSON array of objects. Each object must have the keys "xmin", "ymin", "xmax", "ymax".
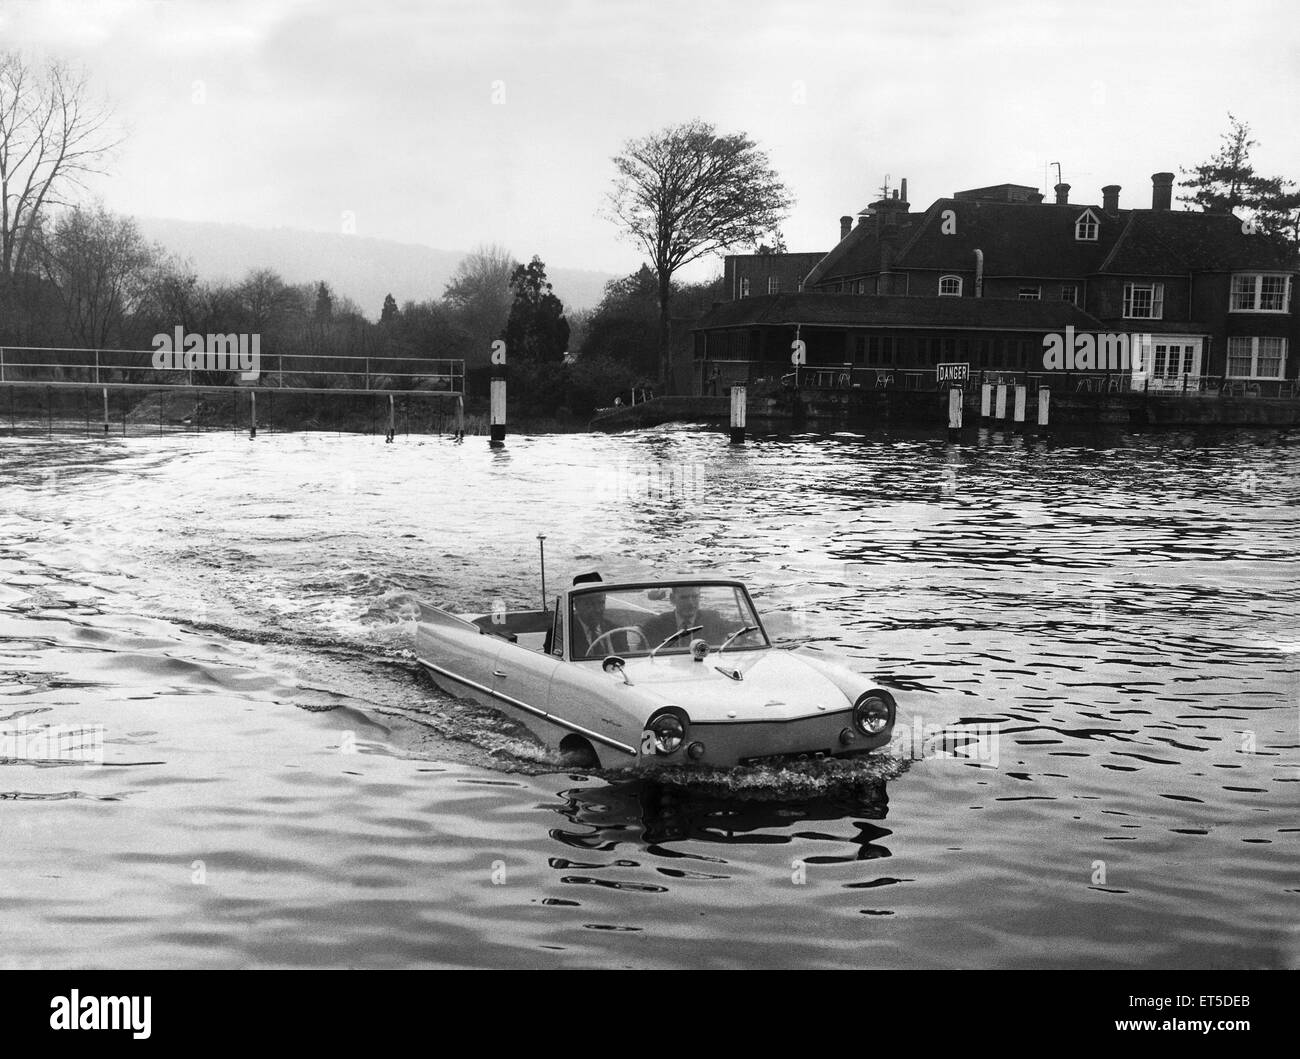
[
  {"xmin": 607, "ymin": 119, "xmax": 791, "ymax": 389},
  {"xmin": 39, "ymin": 204, "xmax": 160, "ymax": 349},
  {"xmin": 442, "ymin": 243, "xmax": 517, "ymax": 366},
  {"xmin": 0, "ymin": 52, "xmax": 119, "ymax": 284}
]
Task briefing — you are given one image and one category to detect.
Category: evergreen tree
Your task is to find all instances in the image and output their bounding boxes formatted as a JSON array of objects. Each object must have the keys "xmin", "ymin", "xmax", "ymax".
[
  {"xmin": 503, "ymin": 256, "xmax": 569, "ymax": 364},
  {"xmin": 314, "ymin": 281, "xmax": 333, "ymax": 319},
  {"xmin": 380, "ymin": 292, "xmax": 399, "ymax": 324},
  {"xmin": 1180, "ymin": 113, "xmax": 1300, "ymax": 250}
]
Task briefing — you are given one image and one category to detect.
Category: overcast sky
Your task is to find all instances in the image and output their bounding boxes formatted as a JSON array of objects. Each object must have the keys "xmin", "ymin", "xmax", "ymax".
[{"xmin": 4, "ymin": 0, "xmax": 1298, "ymax": 283}]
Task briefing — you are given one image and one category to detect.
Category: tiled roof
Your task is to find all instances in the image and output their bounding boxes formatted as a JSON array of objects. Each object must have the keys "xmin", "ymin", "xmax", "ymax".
[
  {"xmin": 1098, "ymin": 210, "xmax": 1295, "ymax": 273},
  {"xmin": 805, "ymin": 199, "xmax": 1296, "ymax": 287},
  {"xmin": 802, "ymin": 219, "xmax": 909, "ymax": 288},
  {"xmin": 694, "ymin": 292, "xmax": 1109, "ymax": 332},
  {"xmin": 891, "ymin": 199, "xmax": 1125, "ymax": 278}
]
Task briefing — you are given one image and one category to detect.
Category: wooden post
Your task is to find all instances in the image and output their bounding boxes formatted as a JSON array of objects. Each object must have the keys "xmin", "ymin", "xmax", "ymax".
[
  {"xmin": 1013, "ymin": 385, "xmax": 1026, "ymax": 431},
  {"xmin": 455, "ymin": 394, "xmax": 465, "ymax": 440},
  {"xmin": 489, "ymin": 377, "xmax": 506, "ymax": 446},
  {"xmin": 386, "ymin": 393, "xmax": 395, "ymax": 442},
  {"xmin": 995, "ymin": 384, "xmax": 1007, "ymax": 421},
  {"xmin": 249, "ymin": 390, "xmax": 257, "ymax": 439},
  {"xmin": 948, "ymin": 386, "xmax": 963, "ymax": 440},
  {"xmin": 980, "ymin": 383, "xmax": 992, "ymax": 418},
  {"xmin": 102, "ymin": 386, "xmax": 110, "ymax": 434},
  {"xmin": 729, "ymin": 384, "xmax": 746, "ymax": 444},
  {"xmin": 1037, "ymin": 387, "xmax": 1051, "ymax": 432}
]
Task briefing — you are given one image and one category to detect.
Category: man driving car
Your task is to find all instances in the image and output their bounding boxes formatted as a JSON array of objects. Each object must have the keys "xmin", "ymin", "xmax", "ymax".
[{"xmin": 571, "ymin": 591, "xmax": 629, "ymax": 658}]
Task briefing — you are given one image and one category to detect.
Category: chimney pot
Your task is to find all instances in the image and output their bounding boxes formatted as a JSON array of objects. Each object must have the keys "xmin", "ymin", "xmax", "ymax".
[
  {"xmin": 1151, "ymin": 172, "xmax": 1174, "ymax": 211},
  {"xmin": 900, "ymin": 177, "xmax": 908, "ymax": 204},
  {"xmin": 1054, "ymin": 182, "xmax": 1071, "ymax": 205},
  {"xmin": 1102, "ymin": 184, "xmax": 1121, "ymax": 211},
  {"xmin": 840, "ymin": 215, "xmax": 852, "ymax": 240}
]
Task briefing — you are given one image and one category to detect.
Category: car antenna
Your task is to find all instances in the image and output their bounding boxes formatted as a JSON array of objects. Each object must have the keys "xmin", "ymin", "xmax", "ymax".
[{"xmin": 537, "ymin": 534, "xmax": 547, "ymax": 611}]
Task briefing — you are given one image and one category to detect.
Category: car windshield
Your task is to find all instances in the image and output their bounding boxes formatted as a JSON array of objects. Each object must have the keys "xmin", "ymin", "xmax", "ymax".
[{"xmin": 567, "ymin": 582, "xmax": 768, "ymax": 660}]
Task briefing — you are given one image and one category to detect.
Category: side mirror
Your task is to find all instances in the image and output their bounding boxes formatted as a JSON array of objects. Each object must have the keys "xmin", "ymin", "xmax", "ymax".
[{"xmin": 602, "ymin": 655, "xmax": 632, "ymax": 685}]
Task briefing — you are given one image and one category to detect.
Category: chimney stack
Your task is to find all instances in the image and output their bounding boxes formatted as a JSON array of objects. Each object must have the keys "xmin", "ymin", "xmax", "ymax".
[
  {"xmin": 1102, "ymin": 185, "xmax": 1121, "ymax": 211},
  {"xmin": 1028, "ymin": 190, "xmax": 1044, "ymax": 204},
  {"xmin": 1054, "ymin": 182, "xmax": 1071, "ymax": 205},
  {"xmin": 900, "ymin": 178, "xmax": 908, "ymax": 204},
  {"xmin": 840, "ymin": 215, "xmax": 852, "ymax": 240},
  {"xmin": 1151, "ymin": 172, "xmax": 1174, "ymax": 211}
]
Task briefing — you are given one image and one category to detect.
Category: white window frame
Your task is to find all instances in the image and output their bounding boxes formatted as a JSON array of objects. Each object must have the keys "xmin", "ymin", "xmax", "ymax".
[
  {"xmin": 768, "ymin": 276, "xmax": 781, "ymax": 295},
  {"xmin": 1075, "ymin": 209, "xmax": 1099, "ymax": 241},
  {"xmin": 1229, "ymin": 273, "xmax": 1292, "ymax": 313},
  {"xmin": 740, "ymin": 277, "xmax": 750, "ymax": 297},
  {"xmin": 1018, "ymin": 286, "xmax": 1041, "ymax": 301},
  {"xmin": 1060, "ymin": 283, "xmax": 1078, "ymax": 305},
  {"xmin": 1123, "ymin": 281, "xmax": 1164, "ymax": 319},
  {"xmin": 939, "ymin": 275, "xmax": 963, "ymax": 297},
  {"xmin": 1226, "ymin": 336, "xmax": 1288, "ymax": 379}
]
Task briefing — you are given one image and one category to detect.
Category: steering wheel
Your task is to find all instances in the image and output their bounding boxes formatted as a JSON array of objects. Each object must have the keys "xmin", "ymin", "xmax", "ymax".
[{"xmin": 585, "ymin": 626, "xmax": 650, "ymax": 658}]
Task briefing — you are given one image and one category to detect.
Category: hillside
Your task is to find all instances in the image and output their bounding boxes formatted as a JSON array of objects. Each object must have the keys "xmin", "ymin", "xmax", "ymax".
[{"xmin": 133, "ymin": 217, "xmax": 618, "ymax": 318}]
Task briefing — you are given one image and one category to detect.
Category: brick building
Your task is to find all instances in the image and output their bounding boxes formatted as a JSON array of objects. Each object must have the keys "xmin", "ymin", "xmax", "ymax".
[{"xmin": 694, "ymin": 174, "xmax": 1297, "ymax": 394}]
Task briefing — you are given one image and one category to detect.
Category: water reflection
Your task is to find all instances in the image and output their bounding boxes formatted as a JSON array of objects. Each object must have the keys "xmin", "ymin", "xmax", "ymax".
[{"xmin": 549, "ymin": 777, "xmax": 892, "ymax": 856}]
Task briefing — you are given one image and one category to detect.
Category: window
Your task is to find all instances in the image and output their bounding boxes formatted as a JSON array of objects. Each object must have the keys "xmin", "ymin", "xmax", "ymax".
[
  {"xmin": 1123, "ymin": 282, "xmax": 1164, "ymax": 319},
  {"xmin": 864, "ymin": 336, "xmax": 894, "ymax": 366},
  {"xmin": 856, "ymin": 279, "xmax": 866, "ymax": 294},
  {"xmin": 939, "ymin": 275, "xmax": 963, "ymax": 297},
  {"xmin": 1151, "ymin": 341, "xmax": 1199, "ymax": 380},
  {"xmin": 1018, "ymin": 286, "xmax": 1041, "ymax": 300},
  {"xmin": 1075, "ymin": 209, "xmax": 1099, "ymax": 241},
  {"xmin": 1227, "ymin": 337, "xmax": 1287, "ymax": 378},
  {"xmin": 740, "ymin": 277, "xmax": 750, "ymax": 297},
  {"xmin": 1060, "ymin": 284, "xmax": 1078, "ymax": 305},
  {"xmin": 768, "ymin": 277, "xmax": 781, "ymax": 294},
  {"xmin": 1230, "ymin": 273, "xmax": 1291, "ymax": 312},
  {"xmin": 549, "ymin": 597, "xmax": 564, "ymax": 657}
]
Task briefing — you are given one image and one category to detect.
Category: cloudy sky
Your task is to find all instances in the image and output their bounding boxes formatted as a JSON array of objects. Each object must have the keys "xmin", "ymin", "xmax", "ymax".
[{"xmin": 4, "ymin": 0, "xmax": 1298, "ymax": 282}]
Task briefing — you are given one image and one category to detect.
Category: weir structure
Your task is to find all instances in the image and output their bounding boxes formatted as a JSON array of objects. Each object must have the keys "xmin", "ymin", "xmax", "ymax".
[{"xmin": 0, "ymin": 346, "xmax": 468, "ymax": 437}]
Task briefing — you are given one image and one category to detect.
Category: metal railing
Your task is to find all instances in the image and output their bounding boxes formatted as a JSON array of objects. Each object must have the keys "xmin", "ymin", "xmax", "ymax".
[
  {"xmin": 0, "ymin": 346, "xmax": 465, "ymax": 396},
  {"xmin": 752, "ymin": 362, "xmax": 1300, "ymax": 399}
]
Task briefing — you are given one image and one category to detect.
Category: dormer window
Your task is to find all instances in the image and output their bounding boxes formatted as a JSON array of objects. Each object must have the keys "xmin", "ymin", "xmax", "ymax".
[
  {"xmin": 939, "ymin": 275, "xmax": 963, "ymax": 297},
  {"xmin": 1075, "ymin": 209, "xmax": 1099, "ymax": 241}
]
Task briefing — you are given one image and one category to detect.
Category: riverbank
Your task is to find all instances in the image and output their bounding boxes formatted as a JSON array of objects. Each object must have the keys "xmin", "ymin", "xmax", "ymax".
[{"xmin": 590, "ymin": 387, "xmax": 1300, "ymax": 432}]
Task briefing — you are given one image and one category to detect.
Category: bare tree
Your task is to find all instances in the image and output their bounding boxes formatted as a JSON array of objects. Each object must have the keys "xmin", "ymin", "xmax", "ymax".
[
  {"xmin": 0, "ymin": 52, "xmax": 119, "ymax": 284},
  {"xmin": 607, "ymin": 119, "xmax": 791, "ymax": 389},
  {"xmin": 39, "ymin": 204, "xmax": 160, "ymax": 349},
  {"xmin": 442, "ymin": 243, "xmax": 517, "ymax": 367}
]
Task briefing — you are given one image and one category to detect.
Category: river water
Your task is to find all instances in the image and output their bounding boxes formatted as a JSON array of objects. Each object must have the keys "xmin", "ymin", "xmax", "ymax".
[{"xmin": 1, "ymin": 425, "xmax": 1296, "ymax": 969}]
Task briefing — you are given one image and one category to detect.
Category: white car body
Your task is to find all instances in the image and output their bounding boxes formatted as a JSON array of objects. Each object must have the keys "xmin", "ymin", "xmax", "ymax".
[{"xmin": 415, "ymin": 578, "xmax": 897, "ymax": 769}]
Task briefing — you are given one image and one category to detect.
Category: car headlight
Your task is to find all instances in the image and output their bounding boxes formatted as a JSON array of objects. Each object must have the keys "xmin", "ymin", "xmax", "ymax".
[
  {"xmin": 645, "ymin": 707, "xmax": 689, "ymax": 755},
  {"xmin": 852, "ymin": 690, "xmax": 896, "ymax": 736}
]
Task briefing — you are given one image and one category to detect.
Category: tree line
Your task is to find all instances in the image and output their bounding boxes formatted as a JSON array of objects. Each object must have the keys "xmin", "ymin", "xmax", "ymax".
[{"xmin": 3, "ymin": 48, "xmax": 1295, "ymax": 426}]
